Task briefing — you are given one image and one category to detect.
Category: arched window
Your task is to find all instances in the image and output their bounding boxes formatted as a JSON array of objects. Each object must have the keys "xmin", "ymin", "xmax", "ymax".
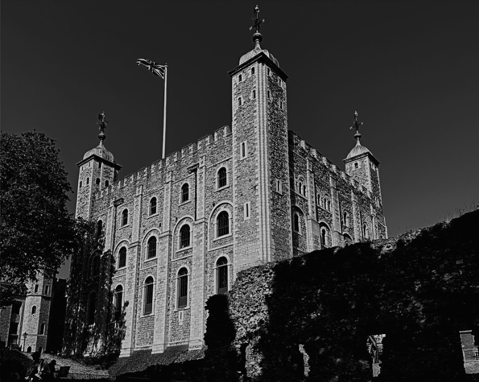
[
  {"xmin": 87, "ymin": 292, "xmax": 96, "ymax": 325},
  {"xmin": 147, "ymin": 236, "xmax": 157, "ymax": 259},
  {"xmin": 298, "ymin": 182, "xmax": 303, "ymax": 194},
  {"xmin": 92, "ymin": 256, "xmax": 100, "ymax": 277},
  {"xmin": 149, "ymin": 197, "xmax": 157, "ymax": 215},
  {"xmin": 177, "ymin": 268, "xmax": 188, "ymax": 308},
  {"xmin": 181, "ymin": 183, "xmax": 189, "ymax": 203},
  {"xmin": 144, "ymin": 277, "xmax": 154, "ymax": 315},
  {"xmin": 216, "ymin": 257, "xmax": 228, "ymax": 295},
  {"xmin": 363, "ymin": 224, "xmax": 369, "ymax": 239},
  {"xmin": 293, "ymin": 213, "xmax": 300, "ymax": 233},
  {"xmin": 121, "ymin": 209, "xmax": 128, "ymax": 226},
  {"xmin": 40, "ymin": 323, "xmax": 46, "ymax": 335},
  {"xmin": 180, "ymin": 225, "xmax": 190, "ymax": 248},
  {"xmin": 27, "ymin": 346, "xmax": 31, "ymax": 353},
  {"xmin": 218, "ymin": 167, "xmax": 227, "ymax": 188},
  {"xmin": 217, "ymin": 211, "xmax": 229, "ymax": 237},
  {"xmin": 32, "ymin": 306, "xmax": 36, "ymax": 314},
  {"xmin": 97, "ymin": 220, "xmax": 103, "ymax": 236},
  {"xmin": 321, "ymin": 228, "xmax": 327, "ymax": 248},
  {"xmin": 118, "ymin": 247, "xmax": 127, "ymax": 268},
  {"xmin": 115, "ymin": 285, "xmax": 123, "ymax": 317}
]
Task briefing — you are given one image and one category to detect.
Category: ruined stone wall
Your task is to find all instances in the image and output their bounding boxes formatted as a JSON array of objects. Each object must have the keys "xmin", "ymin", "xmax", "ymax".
[{"xmin": 217, "ymin": 209, "xmax": 479, "ymax": 382}]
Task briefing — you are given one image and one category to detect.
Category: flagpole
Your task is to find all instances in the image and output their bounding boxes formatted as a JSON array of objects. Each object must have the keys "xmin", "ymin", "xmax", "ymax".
[{"xmin": 162, "ymin": 65, "xmax": 168, "ymax": 160}]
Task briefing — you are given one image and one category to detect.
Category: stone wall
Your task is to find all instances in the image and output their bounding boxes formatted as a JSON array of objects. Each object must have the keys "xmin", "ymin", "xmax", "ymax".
[{"xmin": 202, "ymin": 209, "xmax": 479, "ymax": 382}]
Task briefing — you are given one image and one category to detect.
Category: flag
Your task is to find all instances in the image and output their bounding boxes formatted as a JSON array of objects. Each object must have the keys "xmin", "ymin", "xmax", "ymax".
[{"xmin": 136, "ymin": 58, "xmax": 166, "ymax": 79}]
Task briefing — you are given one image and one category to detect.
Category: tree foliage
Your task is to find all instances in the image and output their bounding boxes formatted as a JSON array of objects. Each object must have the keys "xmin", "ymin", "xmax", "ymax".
[
  {"xmin": 63, "ymin": 219, "xmax": 126, "ymax": 367},
  {"xmin": 0, "ymin": 131, "xmax": 76, "ymax": 306}
]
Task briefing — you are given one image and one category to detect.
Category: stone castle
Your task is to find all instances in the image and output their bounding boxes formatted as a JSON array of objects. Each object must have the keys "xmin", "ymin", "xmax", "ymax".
[
  {"xmin": 74, "ymin": 8, "xmax": 387, "ymax": 357},
  {"xmin": 0, "ymin": 272, "xmax": 66, "ymax": 353}
]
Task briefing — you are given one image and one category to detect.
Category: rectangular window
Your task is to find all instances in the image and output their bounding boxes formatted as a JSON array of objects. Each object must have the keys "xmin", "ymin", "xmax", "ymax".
[
  {"xmin": 267, "ymin": 90, "xmax": 271, "ymax": 99},
  {"xmin": 241, "ymin": 141, "xmax": 248, "ymax": 159},
  {"xmin": 244, "ymin": 202, "xmax": 250, "ymax": 219},
  {"xmin": 275, "ymin": 179, "xmax": 282, "ymax": 194},
  {"xmin": 252, "ymin": 89, "xmax": 256, "ymax": 99},
  {"xmin": 238, "ymin": 97, "xmax": 242, "ymax": 106},
  {"xmin": 251, "ymin": 67, "xmax": 255, "ymax": 75},
  {"xmin": 239, "ymin": 74, "xmax": 243, "ymax": 82},
  {"xmin": 267, "ymin": 68, "xmax": 271, "ymax": 76},
  {"xmin": 280, "ymin": 100, "xmax": 284, "ymax": 110}
]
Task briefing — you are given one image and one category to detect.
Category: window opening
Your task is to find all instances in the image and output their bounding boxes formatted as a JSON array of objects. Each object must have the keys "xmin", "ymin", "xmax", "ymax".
[
  {"xmin": 119, "ymin": 247, "xmax": 127, "ymax": 268},
  {"xmin": 121, "ymin": 209, "xmax": 128, "ymax": 226},
  {"xmin": 147, "ymin": 236, "xmax": 157, "ymax": 259},
  {"xmin": 150, "ymin": 197, "xmax": 157, "ymax": 215},
  {"xmin": 180, "ymin": 225, "xmax": 191, "ymax": 248},
  {"xmin": 294, "ymin": 213, "xmax": 300, "ymax": 233},
  {"xmin": 252, "ymin": 89, "xmax": 256, "ymax": 99},
  {"xmin": 87, "ymin": 292, "xmax": 96, "ymax": 324},
  {"xmin": 244, "ymin": 202, "xmax": 250, "ymax": 219},
  {"xmin": 251, "ymin": 67, "xmax": 255, "ymax": 75},
  {"xmin": 181, "ymin": 183, "xmax": 189, "ymax": 203},
  {"xmin": 216, "ymin": 257, "xmax": 228, "ymax": 294},
  {"xmin": 218, "ymin": 167, "xmax": 227, "ymax": 188},
  {"xmin": 115, "ymin": 285, "xmax": 123, "ymax": 319},
  {"xmin": 32, "ymin": 306, "xmax": 36, "ymax": 314},
  {"xmin": 105, "ymin": 180, "xmax": 109, "ymax": 187},
  {"xmin": 177, "ymin": 268, "xmax": 188, "ymax": 308},
  {"xmin": 97, "ymin": 220, "xmax": 103, "ymax": 236},
  {"xmin": 217, "ymin": 211, "xmax": 229, "ymax": 237},
  {"xmin": 144, "ymin": 277, "xmax": 154, "ymax": 315},
  {"xmin": 96, "ymin": 178, "xmax": 100, "ymax": 185},
  {"xmin": 34, "ymin": 285, "xmax": 39, "ymax": 293},
  {"xmin": 241, "ymin": 141, "xmax": 248, "ymax": 158}
]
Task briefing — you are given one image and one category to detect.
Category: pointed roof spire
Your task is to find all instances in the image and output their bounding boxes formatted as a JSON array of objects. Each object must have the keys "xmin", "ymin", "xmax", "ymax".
[
  {"xmin": 250, "ymin": 5, "xmax": 265, "ymax": 46},
  {"xmin": 97, "ymin": 111, "xmax": 108, "ymax": 146},
  {"xmin": 350, "ymin": 111, "xmax": 363, "ymax": 145}
]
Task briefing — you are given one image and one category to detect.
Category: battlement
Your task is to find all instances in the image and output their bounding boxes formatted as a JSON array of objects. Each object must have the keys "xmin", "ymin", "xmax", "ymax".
[
  {"xmin": 288, "ymin": 130, "xmax": 371, "ymax": 199},
  {"xmin": 93, "ymin": 125, "xmax": 232, "ymax": 202}
]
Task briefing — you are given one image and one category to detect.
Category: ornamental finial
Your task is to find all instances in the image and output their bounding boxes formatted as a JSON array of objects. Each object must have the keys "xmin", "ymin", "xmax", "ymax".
[
  {"xmin": 97, "ymin": 111, "xmax": 108, "ymax": 144},
  {"xmin": 350, "ymin": 111, "xmax": 363, "ymax": 144},
  {"xmin": 249, "ymin": 5, "xmax": 265, "ymax": 45}
]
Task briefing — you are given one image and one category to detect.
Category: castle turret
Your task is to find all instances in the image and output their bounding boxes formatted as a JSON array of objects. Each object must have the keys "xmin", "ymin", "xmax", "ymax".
[
  {"xmin": 75, "ymin": 112, "xmax": 121, "ymax": 219},
  {"xmin": 229, "ymin": 5, "xmax": 293, "ymax": 270},
  {"xmin": 344, "ymin": 112, "xmax": 382, "ymax": 204}
]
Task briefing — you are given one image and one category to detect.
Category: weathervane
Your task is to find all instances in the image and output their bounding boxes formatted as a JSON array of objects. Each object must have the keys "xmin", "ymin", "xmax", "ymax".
[
  {"xmin": 97, "ymin": 111, "xmax": 108, "ymax": 143},
  {"xmin": 249, "ymin": 5, "xmax": 265, "ymax": 43},
  {"xmin": 350, "ymin": 111, "xmax": 363, "ymax": 142}
]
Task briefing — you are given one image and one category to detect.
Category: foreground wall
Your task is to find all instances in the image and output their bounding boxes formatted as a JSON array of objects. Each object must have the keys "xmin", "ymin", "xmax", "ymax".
[{"xmin": 112, "ymin": 209, "xmax": 479, "ymax": 382}]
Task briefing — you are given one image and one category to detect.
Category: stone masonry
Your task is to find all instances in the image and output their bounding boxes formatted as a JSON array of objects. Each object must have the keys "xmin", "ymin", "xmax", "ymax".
[{"xmin": 73, "ymin": 22, "xmax": 387, "ymax": 359}]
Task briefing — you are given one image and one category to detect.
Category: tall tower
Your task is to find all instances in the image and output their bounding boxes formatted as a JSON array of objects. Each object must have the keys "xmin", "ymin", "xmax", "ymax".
[
  {"xmin": 344, "ymin": 112, "xmax": 382, "ymax": 203},
  {"xmin": 230, "ymin": 6, "xmax": 292, "ymax": 271},
  {"xmin": 76, "ymin": 113, "xmax": 121, "ymax": 219}
]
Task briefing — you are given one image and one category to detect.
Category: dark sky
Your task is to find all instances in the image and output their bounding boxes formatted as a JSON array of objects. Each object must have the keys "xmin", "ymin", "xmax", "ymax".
[{"xmin": 3, "ymin": 1, "xmax": 479, "ymax": 277}]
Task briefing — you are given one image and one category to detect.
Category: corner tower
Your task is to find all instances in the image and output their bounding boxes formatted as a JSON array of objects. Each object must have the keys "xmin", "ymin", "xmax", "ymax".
[
  {"xmin": 75, "ymin": 112, "xmax": 121, "ymax": 219},
  {"xmin": 230, "ymin": 6, "xmax": 292, "ymax": 270},
  {"xmin": 344, "ymin": 111, "xmax": 382, "ymax": 204}
]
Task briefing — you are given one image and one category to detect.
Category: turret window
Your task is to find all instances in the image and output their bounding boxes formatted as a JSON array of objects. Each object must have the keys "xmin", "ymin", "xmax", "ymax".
[
  {"xmin": 217, "ymin": 211, "xmax": 229, "ymax": 237},
  {"xmin": 149, "ymin": 197, "xmax": 157, "ymax": 215},
  {"xmin": 180, "ymin": 224, "xmax": 191, "ymax": 248},
  {"xmin": 177, "ymin": 268, "xmax": 188, "ymax": 309},
  {"xmin": 240, "ymin": 141, "xmax": 248, "ymax": 159},
  {"xmin": 217, "ymin": 167, "xmax": 227, "ymax": 188},
  {"xmin": 121, "ymin": 209, "xmax": 128, "ymax": 226},
  {"xmin": 144, "ymin": 277, "xmax": 154, "ymax": 315},
  {"xmin": 147, "ymin": 236, "xmax": 157, "ymax": 259},
  {"xmin": 216, "ymin": 257, "xmax": 228, "ymax": 294},
  {"xmin": 118, "ymin": 247, "xmax": 127, "ymax": 268},
  {"xmin": 181, "ymin": 183, "xmax": 189, "ymax": 203}
]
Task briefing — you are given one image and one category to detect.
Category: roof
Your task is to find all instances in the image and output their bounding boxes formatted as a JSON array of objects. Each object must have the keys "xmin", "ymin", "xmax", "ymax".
[
  {"xmin": 83, "ymin": 142, "xmax": 115, "ymax": 162},
  {"xmin": 346, "ymin": 140, "xmax": 372, "ymax": 159},
  {"xmin": 239, "ymin": 44, "xmax": 280, "ymax": 67}
]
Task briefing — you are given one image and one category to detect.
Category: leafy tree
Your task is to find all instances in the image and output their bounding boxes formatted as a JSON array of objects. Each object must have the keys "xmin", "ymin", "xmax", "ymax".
[
  {"xmin": 0, "ymin": 131, "xmax": 76, "ymax": 306},
  {"xmin": 64, "ymin": 219, "xmax": 125, "ymax": 366}
]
